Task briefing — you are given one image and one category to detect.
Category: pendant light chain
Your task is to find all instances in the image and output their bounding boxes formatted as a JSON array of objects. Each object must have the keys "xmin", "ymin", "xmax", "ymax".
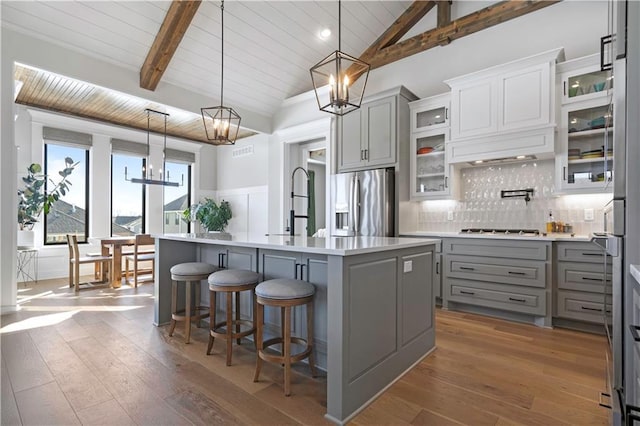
[
  {"xmin": 220, "ymin": 0, "xmax": 224, "ymax": 106},
  {"xmin": 338, "ymin": 0, "xmax": 341, "ymax": 52}
]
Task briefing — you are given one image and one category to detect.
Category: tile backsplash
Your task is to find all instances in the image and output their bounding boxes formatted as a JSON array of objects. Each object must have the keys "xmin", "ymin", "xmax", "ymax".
[{"xmin": 416, "ymin": 160, "xmax": 611, "ymax": 235}]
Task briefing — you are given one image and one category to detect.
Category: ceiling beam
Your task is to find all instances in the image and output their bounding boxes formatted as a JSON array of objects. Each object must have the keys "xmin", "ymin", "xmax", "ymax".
[
  {"xmin": 359, "ymin": 1, "xmax": 437, "ymax": 65},
  {"xmin": 368, "ymin": 0, "xmax": 561, "ymax": 70},
  {"xmin": 437, "ymin": 1, "xmax": 452, "ymax": 29},
  {"xmin": 140, "ymin": 0, "xmax": 202, "ymax": 91}
]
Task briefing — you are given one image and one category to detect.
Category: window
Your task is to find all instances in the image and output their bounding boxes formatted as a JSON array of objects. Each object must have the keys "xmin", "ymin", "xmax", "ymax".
[
  {"xmin": 44, "ymin": 144, "xmax": 89, "ymax": 245},
  {"xmin": 163, "ymin": 161, "xmax": 191, "ymax": 233},
  {"xmin": 111, "ymin": 154, "xmax": 145, "ymax": 236}
]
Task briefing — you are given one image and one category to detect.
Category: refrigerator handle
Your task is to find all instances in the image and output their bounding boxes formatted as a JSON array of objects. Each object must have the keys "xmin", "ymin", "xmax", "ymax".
[{"xmin": 354, "ymin": 177, "xmax": 361, "ymax": 234}]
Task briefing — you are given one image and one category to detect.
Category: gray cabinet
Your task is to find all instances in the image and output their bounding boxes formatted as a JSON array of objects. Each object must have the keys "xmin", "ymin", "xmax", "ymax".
[
  {"xmin": 199, "ymin": 244, "xmax": 258, "ymax": 319},
  {"xmin": 258, "ymin": 249, "xmax": 328, "ymax": 360},
  {"xmin": 555, "ymin": 241, "xmax": 611, "ymax": 325},
  {"xmin": 443, "ymin": 238, "xmax": 551, "ymax": 325},
  {"xmin": 338, "ymin": 87, "xmax": 416, "ymax": 172}
]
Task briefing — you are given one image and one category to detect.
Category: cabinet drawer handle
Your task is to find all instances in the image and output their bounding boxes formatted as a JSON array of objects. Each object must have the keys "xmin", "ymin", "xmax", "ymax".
[
  {"xmin": 436, "ymin": 261, "xmax": 439, "ymax": 275},
  {"xmin": 582, "ymin": 277, "xmax": 603, "ymax": 282},
  {"xmin": 445, "ymin": 108, "xmax": 448, "ymax": 120},
  {"xmin": 300, "ymin": 264, "xmax": 307, "ymax": 281},
  {"xmin": 581, "ymin": 306, "xmax": 603, "ymax": 312},
  {"xmin": 445, "ymin": 176, "xmax": 448, "ymax": 188},
  {"xmin": 459, "ymin": 266, "xmax": 475, "ymax": 271},
  {"xmin": 582, "ymin": 252, "xmax": 604, "ymax": 257},
  {"xmin": 460, "ymin": 290, "xmax": 475, "ymax": 295},
  {"xmin": 508, "ymin": 297, "xmax": 526, "ymax": 303},
  {"xmin": 599, "ymin": 392, "xmax": 612, "ymax": 409},
  {"xmin": 360, "ymin": 150, "xmax": 364, "ymax": 160},
  {"xmin": 563, "ymin": 166, "xmax": 567, "ymax": 181},
  {"xmin": 629, "ymin": 325, "xmax": 640, "ymax": 342},
  {"xmin": 563, "ymin": 81, "xmax": 567, "ymax": 96},
  {"xmin": 364, "ymin": 149, "xmax": 368, "ymax": 160},
  {"xmin": 508, "ymin": 271, "xmax": 526, "ymax": 276}
]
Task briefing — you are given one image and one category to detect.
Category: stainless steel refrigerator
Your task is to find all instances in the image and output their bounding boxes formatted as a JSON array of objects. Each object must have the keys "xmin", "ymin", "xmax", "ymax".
[{"xmin": 330, "ymin": 168, "xmax": 394, "ymax": 237}]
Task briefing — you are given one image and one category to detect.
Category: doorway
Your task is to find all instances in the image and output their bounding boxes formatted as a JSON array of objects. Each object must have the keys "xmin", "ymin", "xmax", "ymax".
[{"xmin": 288, "ymin": 139, "xmax": 327, "ymax": 237}]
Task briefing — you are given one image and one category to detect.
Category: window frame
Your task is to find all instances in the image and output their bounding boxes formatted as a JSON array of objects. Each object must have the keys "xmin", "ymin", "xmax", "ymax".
[
  {"xmin": 110, "ymin": 154, "xmax": 147, "ymax": 236},
  {"xmin": 43, "ymin": 144, "xmax": 90, "ymax": 245}
]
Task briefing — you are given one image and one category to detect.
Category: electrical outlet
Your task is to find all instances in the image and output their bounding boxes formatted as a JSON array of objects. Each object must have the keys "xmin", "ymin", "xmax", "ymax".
[
  {"xmin": 584, "ymin": 208, "xmax": 594, "ymax": 221},
  {"xmin": 403, "ymin": 260, "xmax": 413, "ymax": 273},
  {"xmin": 448, "ymin": 211, "xmax": 454, "ymax": 221}
]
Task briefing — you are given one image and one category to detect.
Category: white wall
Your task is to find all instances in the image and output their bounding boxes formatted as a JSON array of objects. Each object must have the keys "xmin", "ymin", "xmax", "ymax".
[{"xmin": 215, "ymin": 134, "xmax": 269, "ymax": 189}]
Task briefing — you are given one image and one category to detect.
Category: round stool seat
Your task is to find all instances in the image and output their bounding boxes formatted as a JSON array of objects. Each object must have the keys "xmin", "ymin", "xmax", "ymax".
[
  {"xmin": 208, "ymin": 269, "xmax": 260, "ymax": 287},
  {"xmin": 256, "ymin": 278, "xmax": 315, "ymax": 300},
  {"xmin": 171, "ymin": 262, "xmax": 218, "ymax": 280}
]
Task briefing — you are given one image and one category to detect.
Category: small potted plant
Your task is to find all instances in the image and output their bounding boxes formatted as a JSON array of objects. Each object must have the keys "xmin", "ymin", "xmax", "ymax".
[
  {"xmin": 183, "ymin": 198, "xmax": 232, "ymax": 233},
  {"xmin": 17, "ymin": 158, "xmax": 78, "ymax": 246}
]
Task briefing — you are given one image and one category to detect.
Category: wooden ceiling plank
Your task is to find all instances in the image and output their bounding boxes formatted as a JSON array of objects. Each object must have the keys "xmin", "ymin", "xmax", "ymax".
[
  {"xmin": 369, "ymin": 0, "xmax": 561, "ymax": 70},
  {"xmin": 140, "ymin": 0, "xmax": 202, "ymax": 91}
]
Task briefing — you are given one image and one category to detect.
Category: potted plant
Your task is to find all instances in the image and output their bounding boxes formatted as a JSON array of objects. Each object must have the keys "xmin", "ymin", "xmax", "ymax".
[
  {"xmin": 17, "ymin": 158, "xmax": 78, "ymax": 245},
  {"xmin": 183, "ymin": 198, "xmax": 232, "ymax": 233}
]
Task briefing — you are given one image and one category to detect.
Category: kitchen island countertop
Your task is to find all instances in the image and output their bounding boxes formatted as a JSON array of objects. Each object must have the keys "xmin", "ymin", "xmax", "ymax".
[{"xmin": 157, "ymin": 232, "xmax": 440, "ymax": 256}]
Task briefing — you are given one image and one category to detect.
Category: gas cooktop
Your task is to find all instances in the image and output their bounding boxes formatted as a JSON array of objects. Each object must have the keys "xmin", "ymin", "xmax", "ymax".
[{"xmin": 459, "ymin": 228, "xmax": 541, "ymax": 236}]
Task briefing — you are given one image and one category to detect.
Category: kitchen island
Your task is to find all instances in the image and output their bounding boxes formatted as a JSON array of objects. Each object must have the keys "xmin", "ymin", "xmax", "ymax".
[{"xmin": 155, "ymin": 233, "xmax": 438, "ymax": 424}]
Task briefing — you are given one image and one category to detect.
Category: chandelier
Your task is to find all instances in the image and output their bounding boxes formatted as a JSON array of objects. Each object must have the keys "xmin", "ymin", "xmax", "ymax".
[
  {"xmin": 201, "ymin": 0, "xmax": 241, "ymax": 145},
  {"xmin": 310, "ymin": 0, "xmax": 370, "ymax": 116},
  {"xmin": 125, "ymin": 108, "xmax": 183, "ymax": 187}
]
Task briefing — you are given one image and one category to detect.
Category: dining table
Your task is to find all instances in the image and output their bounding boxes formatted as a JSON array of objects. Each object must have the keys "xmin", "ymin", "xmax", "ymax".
[{"xmin": 97, "ymin": 236, "xmax": 136, "ymax": 288}]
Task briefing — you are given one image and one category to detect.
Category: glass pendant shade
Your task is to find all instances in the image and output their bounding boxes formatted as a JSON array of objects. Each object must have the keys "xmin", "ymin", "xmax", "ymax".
[
  {"xmin": 310, "ymin": 50, "xmax": 370, "ymax": 116},
  {"xmin": 201, "ymin": 105, "xmax": 241, "ymax": 145}
]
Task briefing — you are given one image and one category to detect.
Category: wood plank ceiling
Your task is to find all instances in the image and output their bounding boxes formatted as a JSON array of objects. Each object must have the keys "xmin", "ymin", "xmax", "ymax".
[{"xmin": 3, "ymin": 1, "xmax": 560, "ymax": 144}]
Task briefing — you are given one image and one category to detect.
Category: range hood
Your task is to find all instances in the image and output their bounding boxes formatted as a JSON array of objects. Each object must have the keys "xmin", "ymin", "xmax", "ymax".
[{"xmin": 446, "ymin": 126, "xmax": 556, "ymax": 165}]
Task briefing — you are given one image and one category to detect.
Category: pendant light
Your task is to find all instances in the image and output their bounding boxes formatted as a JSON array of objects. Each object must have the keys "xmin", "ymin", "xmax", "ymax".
[
  {"xmin": 124, "ymin": 108, "xmax": 183, "ymax": 187},
  {"xmin": 201, "ymin": 0, "xmax": 241, "ymax": 145},
  {"xmin": 310, "ymin": 0, "xmax": 370, "ymax": 116}
]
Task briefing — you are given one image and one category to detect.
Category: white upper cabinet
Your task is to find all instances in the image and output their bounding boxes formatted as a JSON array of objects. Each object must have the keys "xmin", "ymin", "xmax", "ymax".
[
  {"xmin": 450, "ymin": 76, "xmax": 497, "ymax": 139},
  {"xmin": 410, "ymin": 93, "xmax": 450, "ymax": 133},
  {"xmin": 445, "ymin": 48, "xmax": 564, "ymax": 163},
  {"xmin": 558, "ymin": 53, "xmax": 613, "ymax": 105}
]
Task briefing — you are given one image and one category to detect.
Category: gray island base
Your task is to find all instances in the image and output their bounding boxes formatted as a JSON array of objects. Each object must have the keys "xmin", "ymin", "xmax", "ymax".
[{"xmin": 154, "ymin": 233, "xmax": 438, "ymax": 424}]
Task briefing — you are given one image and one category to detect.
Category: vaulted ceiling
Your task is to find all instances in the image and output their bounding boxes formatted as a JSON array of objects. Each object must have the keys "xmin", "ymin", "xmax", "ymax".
[{"xmin": 2, "ymin": 1, "xmax": 560, "ymax": 144}]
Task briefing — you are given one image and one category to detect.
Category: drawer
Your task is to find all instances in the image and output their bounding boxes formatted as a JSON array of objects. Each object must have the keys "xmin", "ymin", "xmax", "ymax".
[
  {"xmin": 445, "ymin": 278, "xmax": 546, "ymax": 316},
  {"xmin": 446, "ymin": 254, "xmax": 546, "ymax": 288},
  {"xmin": 444, "ymin": 238, "xmax": 549, "ymax": 261},
  {"xmin": 556, "ymin": 241, "xmax": 611, "ymax": 263},
  {"xmin": 557, "ymin": 261, "xmax": 612, "ymax": 294},
  {"xmin": 556, "ymin": 290, "xmax": 611, "ymax": 324}
]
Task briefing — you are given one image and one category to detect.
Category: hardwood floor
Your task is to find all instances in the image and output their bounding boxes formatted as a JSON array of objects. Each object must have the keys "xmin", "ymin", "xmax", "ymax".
[{"xmin": 1, "ymin": 278, "xmax": 609, "ymax": 425}]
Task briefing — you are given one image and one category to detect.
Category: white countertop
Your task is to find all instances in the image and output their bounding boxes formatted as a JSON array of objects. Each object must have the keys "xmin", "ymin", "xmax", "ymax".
[
  {"xmin": 157, "ymin": 233, "xmax": 440, "ymax": 256},
  {"xmin": 401, "ymin": 231, "xmax": 592, "ymax": 242}
]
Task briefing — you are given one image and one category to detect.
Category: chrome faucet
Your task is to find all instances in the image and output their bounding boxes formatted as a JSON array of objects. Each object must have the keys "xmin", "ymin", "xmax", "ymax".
[{"xmin": 289, "ymin": 166, "xmax": 310, "ymax": 236}]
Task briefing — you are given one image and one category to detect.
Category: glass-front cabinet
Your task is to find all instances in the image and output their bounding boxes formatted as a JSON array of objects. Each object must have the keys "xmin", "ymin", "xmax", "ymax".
[
  {"xmin": 558, "ymin": 53, "xmax": 613, "ymax": 105},
  {"xmin": 410, "ymin": 93, "xmax": 449, "ymax": 133},
  {"xmin": 410, "ymin": 128, "xmax": 455, "ymax": 199},
  {"xmin": 557, "ymin": 96, "xmax": 613, "ymax": 193}
]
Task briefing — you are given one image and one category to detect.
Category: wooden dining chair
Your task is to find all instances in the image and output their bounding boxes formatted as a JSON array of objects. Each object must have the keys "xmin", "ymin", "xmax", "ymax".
[
  {"xmin": 124, "ymin": 234, "xmax": 156, "ymax": 288},
  {"xmin": 66, "ymin": 234, "xmax": 112, "ymax": 292}
]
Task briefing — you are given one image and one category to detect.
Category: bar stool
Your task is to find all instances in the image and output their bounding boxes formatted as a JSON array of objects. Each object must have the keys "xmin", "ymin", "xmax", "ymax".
[
  {"xmin": 253, "ymin": 278, "xmax": 317, "ymax": 396},
  {"xmin": 207, "ymin": 269, "xmax": 260, "ymax": 366},
  {"xmin": 169, "ymin": 262, "xmax": 218, "ymax": 344}
]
